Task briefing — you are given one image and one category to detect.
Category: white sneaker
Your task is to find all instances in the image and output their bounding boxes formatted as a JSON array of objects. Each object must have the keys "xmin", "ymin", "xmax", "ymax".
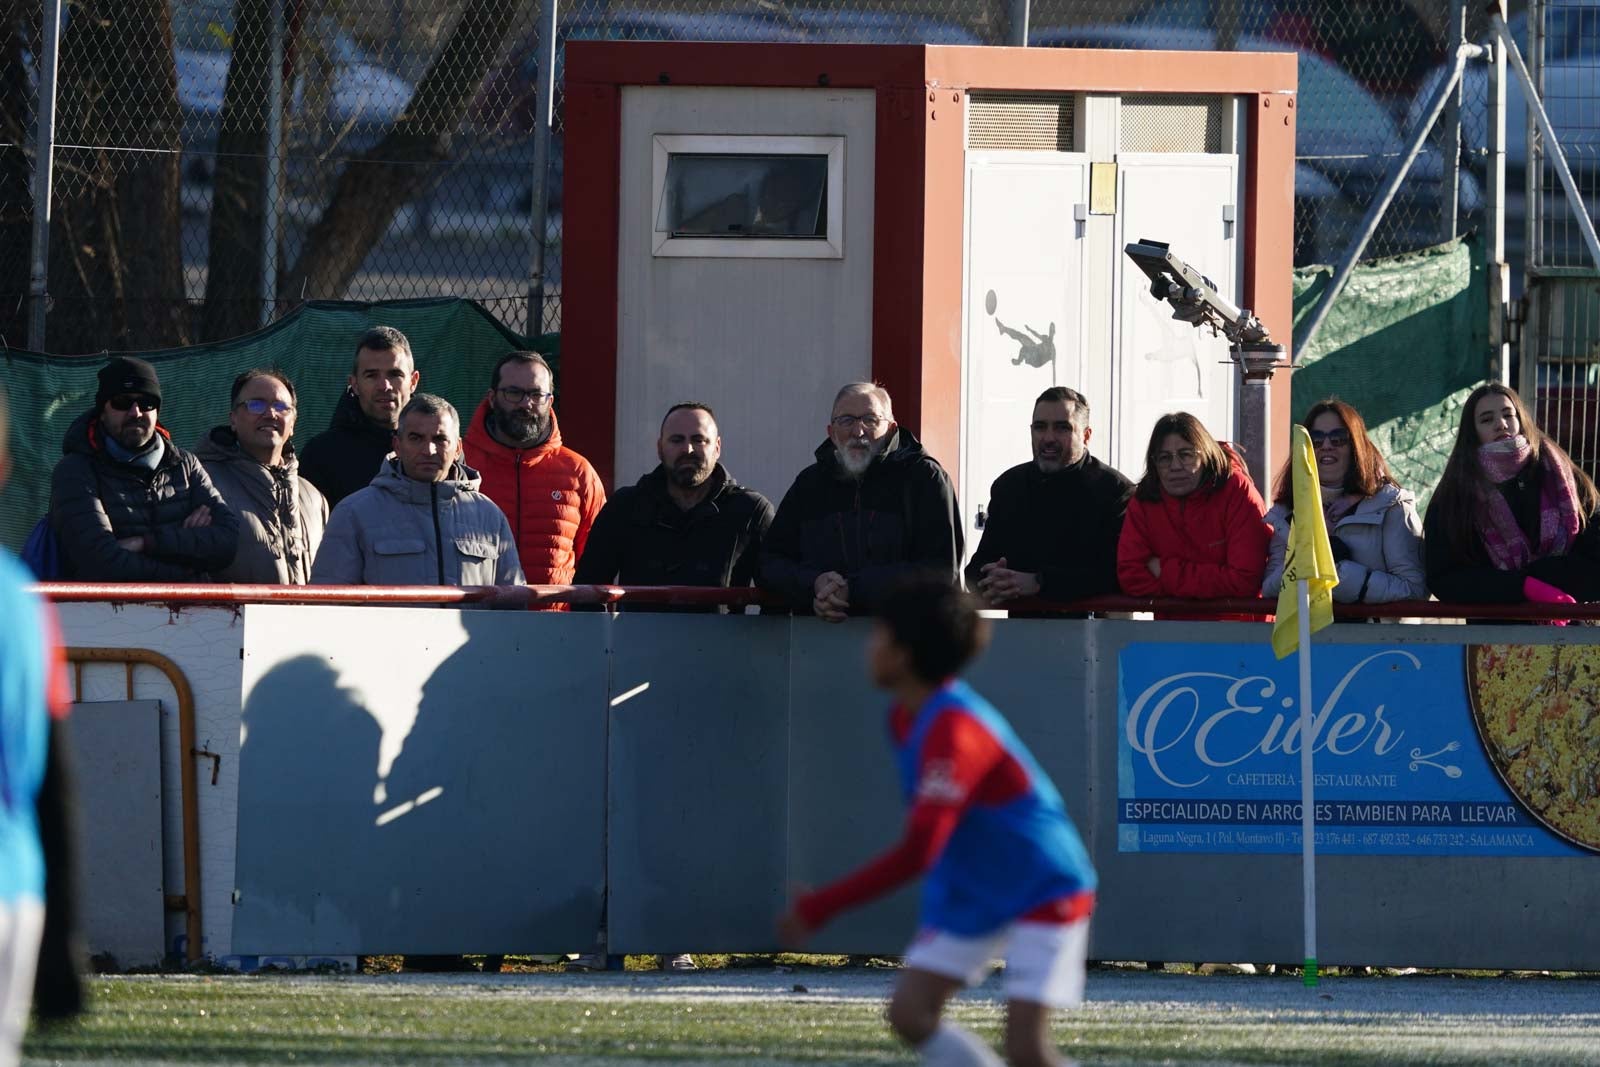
[
  {"xmin": 565, "ymin": 952, "xmax": 608, "ymax": 971},
  {"xmin": 666, "ymin": 954, "xmax": 697, "ymax": 971}
]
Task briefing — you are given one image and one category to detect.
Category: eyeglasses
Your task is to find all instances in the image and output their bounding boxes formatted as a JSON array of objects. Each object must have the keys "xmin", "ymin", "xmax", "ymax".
[
  {"xmin": 831, "ymin": 414, "xmax": 885, "ymax": 431},
  {"xmin": 1155, "ymin": 449, "xmax": 1200, "ymax": 469},
  {"xmin": 1308, "ymin": 429, "xmax": 1351, "ymax": 448},
  {"xmin": 108, "ymin": 394, "xmax": 159, "ymax": 413},
  {"xmin": 235, "ymin": 398, "xmax": 294, "ymax": 416},
  {"xmin": 497, "ymin": 386, "xmax": 553, "ymax": 405}
]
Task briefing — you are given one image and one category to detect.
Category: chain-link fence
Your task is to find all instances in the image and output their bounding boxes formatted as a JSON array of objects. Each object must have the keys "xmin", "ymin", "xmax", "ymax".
[
  {"xmin": 1521, "ymin": 0, "xmax": 1600, "ymax": 476},
  {"xmin": 0, "ymin": 0, "xmax": 1499, "ymax": 355}
]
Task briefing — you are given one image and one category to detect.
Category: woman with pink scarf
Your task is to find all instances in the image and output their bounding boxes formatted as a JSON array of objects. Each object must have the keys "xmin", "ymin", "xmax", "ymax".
[
  {"xmin": 1263, "ymin": 398, "xmax": 1426, "ymax": 606},
  {"xmin": 1424, "ymin": 383, "xmax": 1600, "ymax": 606}
]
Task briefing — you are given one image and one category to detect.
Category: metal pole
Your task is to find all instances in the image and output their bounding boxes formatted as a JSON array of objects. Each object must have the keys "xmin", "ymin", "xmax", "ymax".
[
  {"xmin": 261, "ymin": 0, "xmax": 285, "ymax": 327},
  {"xmin": 1440, "ymin": 0, "xmax": 1466, "ymax": 242},
  {"xmin": 1487, "ymin": 33, "xmax": 1510, "ymax": 384},
  {"xmin": 1527, "ymin": 0, "xmax": 1545, "ymax": 274},
  {"xmin": 1297, "ymin": 576, "xmax": 1317, "ymax": 987},
  {"xmin": 1294, "ymin": 45, "xmax": 1478, "ymax": 359},
  {"xmin": 1495, "ymin": 12, "xmax": 1600, "ymax": 274},
  {"xmin": 526, "ymin": 0, "xmax": 558, "ymax": 336},
  {"xmin": 28, "ymin": 0, "xmax": 63, "ymax": 352},
  {"xmin": 1008, "ymin": 0, "xmax": 1029, "ymax": 46}
]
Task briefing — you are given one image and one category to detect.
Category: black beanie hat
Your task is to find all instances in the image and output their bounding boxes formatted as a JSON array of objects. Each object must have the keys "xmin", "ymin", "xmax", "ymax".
[{"xmin": 96, "ymin": 357, "xmax": 162, "ymax": 409}]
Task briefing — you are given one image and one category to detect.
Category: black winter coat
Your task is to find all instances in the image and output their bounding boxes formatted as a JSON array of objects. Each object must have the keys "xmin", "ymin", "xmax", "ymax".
[
  {"xmin": 964, "ymin": 454, "xmax": 1133, "ymax": 602},
  {"xmin": 298, "ymin": 390, "xmax": 395, "ymax": 508},
  {"xmin": 572, "ymin": 463, "xmax": 775, "ymax": 612},
  {"xmin": 760, "ymin": 428, "xmax": 963, "ymax": 614},
  {"xmin": 1424, "ymin": 465, "xmax": 1600, "ymax": 603},
  {"xmin": 49, "ymin": 412, "xmax": 239, "ymax": 581}
]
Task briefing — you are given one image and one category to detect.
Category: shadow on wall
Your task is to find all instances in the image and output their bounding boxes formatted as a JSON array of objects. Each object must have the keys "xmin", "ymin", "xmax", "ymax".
[
  {"xmin": 236, "ymin": 655, "xmax": 386, "ymax": 950},
  {"xmin": 235, "ymin": 613, "xmax": 605, "ymax": 955}
]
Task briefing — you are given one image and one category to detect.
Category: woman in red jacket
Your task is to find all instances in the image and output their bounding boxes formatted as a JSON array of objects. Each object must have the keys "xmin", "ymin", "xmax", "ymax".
[{"xmin": 1117, "ymin": 412, "xmax": 1271, "ymax": 602}]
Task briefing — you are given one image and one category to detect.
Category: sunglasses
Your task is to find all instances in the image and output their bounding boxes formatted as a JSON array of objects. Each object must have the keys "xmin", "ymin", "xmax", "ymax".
[
  {"xmin": 235, "ymin": 398, "xmax": 294, "ymax": 416},
  {"xmin": 108, "ymin": 394, "xmax": 159, "ymax": 412},
  {"xmin": 1308, "ymin": 429, "xmax": 1351, "ymax": 447}
]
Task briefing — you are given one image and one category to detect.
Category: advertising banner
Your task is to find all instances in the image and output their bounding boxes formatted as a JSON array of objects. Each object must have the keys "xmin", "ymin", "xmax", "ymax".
[{"xmin": 1117, "ymin": 642, "xmax": 1600, "ymax": 857}]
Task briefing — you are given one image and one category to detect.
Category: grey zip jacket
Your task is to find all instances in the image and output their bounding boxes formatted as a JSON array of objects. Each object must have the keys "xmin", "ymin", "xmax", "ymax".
[
  {"xmin": 310, "ymin": 456, "xmax": 525, "ymax": 588},
  {"xmin": 1262, "ymin": 483, "xmax": 1426, "ymax": 604}
]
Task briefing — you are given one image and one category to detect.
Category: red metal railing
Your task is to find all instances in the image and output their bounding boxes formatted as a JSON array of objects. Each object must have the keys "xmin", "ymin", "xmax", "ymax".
[{"xmin": 31, "ymin": 582, "xmax": 1600, "ymax": 622}]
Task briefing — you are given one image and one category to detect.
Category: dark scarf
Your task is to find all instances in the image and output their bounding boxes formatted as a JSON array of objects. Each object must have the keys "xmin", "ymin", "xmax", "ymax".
[{"xmin": 1477, "ymin": 436, "xmax": 1581, "ymax": 570}]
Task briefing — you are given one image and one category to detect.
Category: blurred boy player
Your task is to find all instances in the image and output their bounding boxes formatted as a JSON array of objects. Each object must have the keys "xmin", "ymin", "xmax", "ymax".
[{"xmin": 779, "ymin": 577, "xmax": 1096, "ymax": 1067}]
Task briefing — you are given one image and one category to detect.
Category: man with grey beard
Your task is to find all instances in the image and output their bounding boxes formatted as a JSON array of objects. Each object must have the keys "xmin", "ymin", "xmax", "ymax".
[
  {"xmin": 761, "ymin": 383, "xmax": 962, "ymax": 620},
  {"xmin": 462, "ymin": 351, "xmax": 605, "ymax": 588},
  {"xmin": 575, "ymin": 403, "xmax": 774, "ymax": 611}
]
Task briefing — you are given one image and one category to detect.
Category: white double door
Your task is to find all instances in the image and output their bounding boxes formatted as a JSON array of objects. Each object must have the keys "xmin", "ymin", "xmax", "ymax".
[{"xmin": 961, "ymin": 152, "xmax": 1239, "ymax": 544}]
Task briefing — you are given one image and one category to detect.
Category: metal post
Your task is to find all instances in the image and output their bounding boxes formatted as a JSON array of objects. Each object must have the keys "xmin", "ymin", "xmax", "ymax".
[
  {"xmin": 1527, "ymin": 0, "xmax": 1545, "ymax": 274},
  {"xmin": 1235, "ymin": 344, "xmax": 1285, "ymax": 500},
  {"xmin": 1487, "ymin": 33, "xmax": 1510, "ymax": 384},
  {"xmin": 28, "ymin": 0, "xmax": 63, "ymax": 352},
  {"xmin": 1216, "ymin": 0, "xmax": 1241, "ymax": 52},
  {"xmin": 1008, "ymin": 0, "xmax": 1029, "ymax": 46},
  {"xmin": 1293, "ymin": 44, "xmax": 1480, "ymax": 359},
  {"xmin": 1440, "ymin": 0, "xmax": 1466, "ymax": 242},
  {"xmin": 261, "ymin": 0, "xmax": 285, "ymax": 327},
  {"xmin": 1296, "ymin": 576, "xmax": 1317, "ymax": 987},
  {"xmin": 1495, "ymin": 12, "xmax": 1600, "ymax": 274},
  {"xmin": 526, "ymin": 0, "xmax": 559, "ymax": 336}
]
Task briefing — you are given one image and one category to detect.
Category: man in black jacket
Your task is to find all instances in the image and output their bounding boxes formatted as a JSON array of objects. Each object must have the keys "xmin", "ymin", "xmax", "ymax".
[
  {"xmin": 762, "ymin": 383, "xmax": 963, "ymax": 620},
  {"xmin": 299, "ymin": 326, "xmax": 421, "ymax": 507},
  {"xmin": 966, "ymin": 386, "xmax": 1133, "ymax": 606},
  {"xmin": 574, "ymin": 403, "xmax": 774, "ymax": 611},
  {"xmin": 49, "ymin": 357, "xmax": 239, "ymax": 582}
]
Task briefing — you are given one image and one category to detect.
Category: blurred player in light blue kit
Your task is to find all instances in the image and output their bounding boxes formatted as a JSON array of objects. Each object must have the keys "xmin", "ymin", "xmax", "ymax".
[
  {"xmin": 779, "ymin": 576, "xmax": 1096, "ymax": 1067},
  {"xmin": 0, "ymin": 381, "xmax": 82, "ymax": 1065}
]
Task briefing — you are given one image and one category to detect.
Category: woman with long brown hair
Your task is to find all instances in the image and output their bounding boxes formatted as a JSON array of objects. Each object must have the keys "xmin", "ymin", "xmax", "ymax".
[
  {"xmin": 1263, "ymin": 398, "xmax": 1425, "ymax": 604},
  {"xmin": 1117, "ymin": 412, "xmax": 1270, "ymax": 600},
  {"xmin": 1425, "ymin": 382, "xmax": 1600, "ymax": 605}
]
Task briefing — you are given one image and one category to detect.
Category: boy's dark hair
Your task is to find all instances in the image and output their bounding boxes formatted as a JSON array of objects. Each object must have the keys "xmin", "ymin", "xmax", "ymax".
[{"xmin": 877, "ymin": 576, "xmax": 990, "ymax": 683}]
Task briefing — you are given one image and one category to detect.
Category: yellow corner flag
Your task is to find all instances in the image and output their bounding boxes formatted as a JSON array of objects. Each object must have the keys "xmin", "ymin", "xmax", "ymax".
[{"xmin": 1272, "ymin": 425, "xmax": 1339, "ymax": 659}]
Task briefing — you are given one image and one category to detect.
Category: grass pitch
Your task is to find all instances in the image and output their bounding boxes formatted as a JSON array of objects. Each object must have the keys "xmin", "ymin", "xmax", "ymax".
[{"xmin": 23, "ymin": 965, "xmax": 1600, "ymax": 1065}]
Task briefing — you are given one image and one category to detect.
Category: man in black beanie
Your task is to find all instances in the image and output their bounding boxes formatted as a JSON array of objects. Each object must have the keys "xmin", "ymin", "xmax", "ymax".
[{"xmin": 48, "ymin": 357, "xmax": 240, "ymax": 581}]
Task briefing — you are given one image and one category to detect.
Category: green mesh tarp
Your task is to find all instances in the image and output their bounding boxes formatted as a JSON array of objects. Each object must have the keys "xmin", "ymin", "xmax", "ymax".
[
  {"xmin": 0, "ymin": 298, "xmax": 556, "ymax": 551},
  {"xmin": 1291, "ymin": 235, "xmax": 1488, "ymax": 513}
]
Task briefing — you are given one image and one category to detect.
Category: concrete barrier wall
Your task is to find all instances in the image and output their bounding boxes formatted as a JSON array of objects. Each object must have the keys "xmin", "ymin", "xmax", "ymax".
[
  {"xmin": 57, "ymin": 604, "xmax": 248, "ymax": 965},
  {"xmin": 61, "ymin": 603, "xmax": 1600, "ymax": 967}
]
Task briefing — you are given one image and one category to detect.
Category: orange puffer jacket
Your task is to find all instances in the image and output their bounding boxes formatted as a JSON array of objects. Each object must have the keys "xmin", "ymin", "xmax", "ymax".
[{"xmin": 462, "ymin": 400, "xmax": 606, "ymax": 589}]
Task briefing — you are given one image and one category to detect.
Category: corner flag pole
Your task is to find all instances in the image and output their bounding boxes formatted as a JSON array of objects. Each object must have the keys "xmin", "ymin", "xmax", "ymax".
[{"xmin": 1297, "ymin": 576, "xmax": 1318, "ymax": 987}]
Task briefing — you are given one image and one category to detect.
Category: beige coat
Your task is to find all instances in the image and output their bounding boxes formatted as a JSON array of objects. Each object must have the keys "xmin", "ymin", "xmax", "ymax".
[{"xmin": 195, "ymin": 428, "xmax": 328, "ymax": 584}]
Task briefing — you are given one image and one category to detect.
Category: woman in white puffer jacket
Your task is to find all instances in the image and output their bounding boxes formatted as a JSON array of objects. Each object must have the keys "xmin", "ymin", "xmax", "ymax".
[{"xmin": 1262, "ymin": 398, "xmax": 1427, "ymax": 605}]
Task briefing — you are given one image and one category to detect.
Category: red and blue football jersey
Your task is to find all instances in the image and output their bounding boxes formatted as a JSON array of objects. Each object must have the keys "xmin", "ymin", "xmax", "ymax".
[
  {"xmin": 798, "ymin": 680, "xmax": 1095, "ymax": 937},
  {"xmin": 0, "ymin": 548, "xmax": 68, "ymax": 909}
]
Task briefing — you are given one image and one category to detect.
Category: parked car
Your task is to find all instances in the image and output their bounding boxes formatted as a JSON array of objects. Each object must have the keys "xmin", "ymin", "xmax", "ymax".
[
  {"xmin": 1029, "ymin": 24, "xmax": 1480, "ymax": 263},
  {"xmin": 173, "ymin": 0, "xmax": 414, "ymax": 128},
  {"xmin": 1113, "ymin": 0, "xmax": 1440, "ymax": 100},
  {"xmin": 1407, "ymin": 9, "xmax": 1600, "ymax": 184},
  {"xmin": 779, "ymin": 9, "xmax": 983, "ymax": 45},
  {"xmin": 469, "ymin": 6, "xmax": 978, "ymax": 218}
]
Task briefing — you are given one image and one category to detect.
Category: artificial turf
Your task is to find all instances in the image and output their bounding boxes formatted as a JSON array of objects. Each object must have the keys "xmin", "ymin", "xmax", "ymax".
[{"xmin": 23, "ymin": 966, "xmax": 1600, "ymax": 1065}]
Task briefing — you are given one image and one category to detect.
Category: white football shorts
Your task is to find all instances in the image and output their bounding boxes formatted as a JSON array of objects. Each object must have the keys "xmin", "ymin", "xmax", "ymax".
[{"xmin": 903, "ymin": 916, "xmax": 1090, "ymax": 1008}]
